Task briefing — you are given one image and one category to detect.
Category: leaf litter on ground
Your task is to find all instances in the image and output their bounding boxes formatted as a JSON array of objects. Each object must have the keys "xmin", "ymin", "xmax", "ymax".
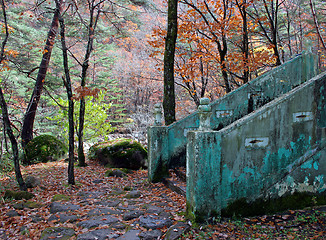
[{"xmin": 0, "ymin": 160, "xmax": 325, "ymax": 239}]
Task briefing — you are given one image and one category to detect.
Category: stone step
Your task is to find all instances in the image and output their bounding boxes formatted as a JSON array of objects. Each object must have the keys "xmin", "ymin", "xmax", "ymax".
[
  {"xmin": 163, "ymin": 168, "xmax": 187, "ymax": 197},
  {"xmin": 174, "ymin": 167, "xmax": 186, "ymax": 182}
]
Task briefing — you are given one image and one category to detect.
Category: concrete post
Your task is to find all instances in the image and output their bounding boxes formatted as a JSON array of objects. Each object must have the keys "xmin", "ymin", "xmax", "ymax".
[
  {"xmin": 198, "ymin": 98, "xmax": 212, "ymax": 130},
  {"xmin": 186, "ymin": 131, "xmax": 222, "ymax": 220},
  {"xmin": 154, "ymin": 103, "xmax": 162, "ymax": 126}
]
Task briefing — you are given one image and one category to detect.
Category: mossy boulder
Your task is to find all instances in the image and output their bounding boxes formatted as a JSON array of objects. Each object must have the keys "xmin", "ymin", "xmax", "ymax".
[
  {"xmin": 40, "ymin": 227, "xmax": 75, "ymax": 240},
  {"xmin": 13, "ymin": 200, "xmax": 43, "ymax": 210},
  {"xmin": 52, "ymin": 194, "xmax": 71, "ymax": 202},
  {"xmin": 88, "ymin": 138, "xmax": 147, "ymax": 170},
  {"xmin": 4, "ymin": 190, "xmax": 35, "ymax": 200},
  {"xmin": 24, "ymin": 175, "xmax": 41, "ymax": 188},
  {"xmin": 24, "ymin": 135, "xmax": 67, "ymax": 164}
]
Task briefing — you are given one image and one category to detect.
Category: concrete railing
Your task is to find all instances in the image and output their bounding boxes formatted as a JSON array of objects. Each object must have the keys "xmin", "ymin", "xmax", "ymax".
[
  {"xmin": 186, "ymin": 71, "xmax": 326, "ymax": 219},
  {"xmin": 148, "ymin": 52, "xmax": 317, "ymax": 182}
]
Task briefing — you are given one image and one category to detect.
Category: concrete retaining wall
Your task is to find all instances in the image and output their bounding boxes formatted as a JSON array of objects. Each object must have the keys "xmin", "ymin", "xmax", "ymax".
[{"xmin": 186, "ymin": 72, "xmax": 326, "ymax": 218}]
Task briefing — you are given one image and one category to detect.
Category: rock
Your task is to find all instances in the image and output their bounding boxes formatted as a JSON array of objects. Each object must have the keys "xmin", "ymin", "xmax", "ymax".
[
  {"xmin": 24, "ymin": 200, "xmax": 43, "ymax": 209},
  {"xmin": 25, "ymin": 175, "xmax": 41, "ymax": 188},
  {"xmin": 125, "ymin": 190, "xmax": 141, "ymax": 199},
  {"xmin": 51, "ymin": 194, "xmax": 71, "ymax": 202},
  {"xmin": 49, "ymin": 202, "xmax": 80, "ymax": 213},
  {"xmin": 139, "ymin": 230, "xmax": 162, "ymax": 240},
  {"xmin": 92, "ymin": 179, "xmax": 103, "ymax": 184},
  {"xmin": 78, "ymin": 191, "xmax": 104, "ymax": 200},
  {"xmin": 87, "ymin": 207, "xmax": 121, "ymax": 216},
  {"xmin": 13, "ymin": 202, "xmax": 25, "ymax": 210},
  {"xmin": 123, "ymin": 210, "xmax": 144, "ymax": 221},
  {"xmin": 146, "ymin": 205, "xmax": 164, "ymax": 214},
  {"xmin": 6, "ymin": 210, "xmax": 20, "ymax": 217},
  {"xmin": 118, "ymin": 205, "xmax": 136, "ymax": 211},
  {"xmin": 48, "ymin": 213, "xmax": 78, "ymax": 223},
  {"xmin": 123, "ymin": 186, "xmax": 133, "ymax": 191},
  {"xmin": 164, "ymin": 222, "xmax": 191, "ymax": 240},
  {"xmin": 77, "ymin": 229, "xmax": 119, "ymax": 240},
  {"xmin": 105, "ymin": 169, "xmax": 127, "ymax": 178},
  {"xmin": 77, "ymin": 215, "xmax": 118, "ymax": 229},
  {"xmin": 110, "ymin": 222, "xmax": 128, "ymax": 230},
  {"xmin": 0, "ymin": 229, "xmax": 8, "ymax": 240},
  {"xmin": 24, "ymin": 134, "xmax": 67, "ymax": 164},
  {"xmin": 4, "ymin": 190, "xmax": 35, "ymax": 200},
  {"xmin": 12, "ymin": 200, "xmax": 42, "ymax": 210},
  {"xmin": 20, "ymin": 226, "xmax": 28, "ymax": 235},
  {"xmin": 159, "ymin": 211, "xmax": 172, "ymax": 219},
  {"xmin": 116, "ymin": 230, "xmax": 141, "ymax": 240},
  {"xmin": 138, "ymin": 215, "xmax": 173, "ymax": 229},
  {"xmin": 31, "ymin": 214, "xmax": 44, "ymax": 223},
  {"xmin": 110, "ymin": 188, "xmax": 125, "ymax": 196},
  {"xmin": 88, "ymin": 138, "xmax": 147, "ymax": 170},
  {"xmin": 40, "ymin": 227, "xmax": 75, "ymax": 240},
  {"xmin": 94, "ymin": 200, "xmax": 120, "ymax": 207}
]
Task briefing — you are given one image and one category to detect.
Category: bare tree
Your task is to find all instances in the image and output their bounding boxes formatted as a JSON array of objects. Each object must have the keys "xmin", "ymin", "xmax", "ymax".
[
  {"xmin": 163, "ymin": 0, "xmax": 178, "ymax": 125},
  {"xmin": 21, "ymin": 0, "xmax": 63, "ymax": 158},
  {"xmin": 57, "ymin": 0, "xmax": 75, "ymax": 185}
]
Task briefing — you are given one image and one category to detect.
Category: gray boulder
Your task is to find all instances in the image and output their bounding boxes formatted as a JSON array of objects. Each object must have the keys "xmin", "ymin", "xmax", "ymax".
[
  {"xmin": 77, "ymin": 229, "xmax": 119, "ymax": 240},
  {"xmin": 164, "ymin": 222, "xmax": 191, "ymax": 240},
  {"xmin": 77, "ymin": 215, "xmax": 118, "ymax": 229},
  {"xmin": 49, "ymin": 202, "xmax": 80, "ymax": 213},
  {"xmin": 138, "ymin": 215, "xmax": 173, "ymax": 229}
]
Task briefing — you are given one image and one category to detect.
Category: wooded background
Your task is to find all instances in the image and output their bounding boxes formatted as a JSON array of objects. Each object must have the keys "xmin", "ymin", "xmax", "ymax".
[{"xmin": 1, "ymin": 0, "xmax": 326, "ymax": 185}]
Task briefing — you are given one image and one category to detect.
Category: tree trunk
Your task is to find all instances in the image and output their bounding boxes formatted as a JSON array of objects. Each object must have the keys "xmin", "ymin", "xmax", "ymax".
[
  {"xmin": 58, "ymin": 1, "xmax": 75, "ymax": 185},
  {"xmin": 267, "ymin": 0, "xmax": 281, "ymax": 66},
  {"xmin": 0, "ymin": 88, "xmax": 27, "ymax": 190},
  {"xmin": 218, "ymin": 38, "xmax": 231, "ymax": 93},
  {"xmin": 21, "ymin": 0, "xmax": 62, "ymax": 154},
  {"xmin": 77, "ymin": 2, "xmax": 99, "ymax": 167},
  {"xmin": 163, "ymin": 0, "xmax": 178, "ymax": 125},
  {"xmin": 240, "ymin": 0, "xmax": 249, "ymax": 83}
]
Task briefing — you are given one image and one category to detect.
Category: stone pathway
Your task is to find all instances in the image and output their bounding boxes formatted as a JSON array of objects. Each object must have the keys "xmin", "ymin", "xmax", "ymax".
[{"xmin": 1, "ymin": 169, "xmax": 189, "ymax": 240}]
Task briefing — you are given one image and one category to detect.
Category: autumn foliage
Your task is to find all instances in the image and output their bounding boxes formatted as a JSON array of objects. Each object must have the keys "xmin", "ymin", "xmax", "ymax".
[{"xmin": 148, "ymin": 0, "xmax": 326, "ymax": 109}]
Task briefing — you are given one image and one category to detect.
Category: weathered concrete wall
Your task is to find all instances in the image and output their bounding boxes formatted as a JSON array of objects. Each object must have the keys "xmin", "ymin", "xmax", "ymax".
[
  {"xmin": 186, "ymin": 71, "xmax": 326, "ymax": 218},
  {"xmin": 148, "ymin": 53, "xmax": 317, "ymax": 182}
]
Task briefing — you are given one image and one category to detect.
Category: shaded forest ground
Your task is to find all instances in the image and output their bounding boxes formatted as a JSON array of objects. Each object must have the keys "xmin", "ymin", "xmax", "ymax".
[{"xmin": 0, "ymin": 160, "xmax": 325, "ymax": 239}]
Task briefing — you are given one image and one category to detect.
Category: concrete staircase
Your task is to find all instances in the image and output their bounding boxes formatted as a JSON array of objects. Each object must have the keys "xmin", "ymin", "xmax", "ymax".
[{"xmin": 148, "ymin": 52, "xmax": 326, "ymax": 219}]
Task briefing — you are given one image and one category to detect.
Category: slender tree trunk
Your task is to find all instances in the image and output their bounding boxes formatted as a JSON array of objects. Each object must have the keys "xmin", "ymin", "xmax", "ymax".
[
  {"xmin": 269, "ymin": 0, "xmax": 281, "ymax": 65},
  {"xmin": 57, "ymin": 1, "xmax": 75, "ymax": 185},
  {"xmin": 218, "ymin": 38, "xmax": 231, "ymax": 93},
  {"xmin": 21, "ymin": 0, "xmax": 63, "ymax": 155},
  {"xmin": 77, "ymin": 2, "xmax": 99, "ymax": 166},
  {"xmin": 0, "ymin": 88, "xmax": 27, "ymax": 190},
  {"xmin": 286, "ymin": 9, "xmax": 292, "ymax": 56},
  {"xmin": 310, "ymin": 0, "xmax": 326, "ymax": 52},
  {"xmin": 163, "ymin": 0, "xmax": 178, "ymax": 125},
  {"xmin": 241, "ymin": 1, "xmax": 249, "ymax": 83},
  {"xmin": 0, "ymin": 0, "xmax": 26, "ymax": 190}
]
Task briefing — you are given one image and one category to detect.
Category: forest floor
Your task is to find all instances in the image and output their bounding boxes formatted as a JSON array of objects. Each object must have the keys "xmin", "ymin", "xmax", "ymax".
[{"xmin": 0, "ymin": 160, "xmax": 325, "ymax": 240}]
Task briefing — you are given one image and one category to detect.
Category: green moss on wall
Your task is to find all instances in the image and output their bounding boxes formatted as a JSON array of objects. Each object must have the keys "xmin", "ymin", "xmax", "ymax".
[
  {"xmin": 150, "ymin": 158, "xmax": 169, "ymax": 183},
  {"xmin": 221, "ymin": 192, "xmax": 326, "ymax": 218}
]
